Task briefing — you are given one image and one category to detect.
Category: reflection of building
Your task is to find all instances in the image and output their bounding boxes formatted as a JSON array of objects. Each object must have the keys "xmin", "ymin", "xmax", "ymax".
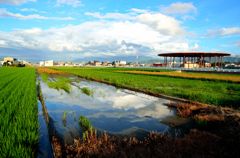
[{"xmin": 158, "ymin": 52, "xmax": 231, "ymax": 68}]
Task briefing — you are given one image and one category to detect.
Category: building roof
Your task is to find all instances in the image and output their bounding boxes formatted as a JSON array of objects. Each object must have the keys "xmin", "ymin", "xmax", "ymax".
[{"xmin": 158, "ymin": 52, "xmax": 230, "ymax": 57}]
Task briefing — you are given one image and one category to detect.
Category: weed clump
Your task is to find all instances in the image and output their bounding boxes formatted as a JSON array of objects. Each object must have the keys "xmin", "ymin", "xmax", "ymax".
[
  {"xmin": 81, "ymin": 87, "xmax": 93, "ymax": 96},
  {"xmin": 79, "ymin": 116, "xmax": 97, "ymax": 142}
]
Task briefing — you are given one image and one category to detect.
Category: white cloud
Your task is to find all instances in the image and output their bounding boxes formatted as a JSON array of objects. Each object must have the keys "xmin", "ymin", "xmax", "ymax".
[
  {"xmin": 136, "ymin": 13, "xmax": 184, "ymax": 36},
  {"xmin": 20, "ymin": 8, "xmax": 46, "ymax": 14},
  {"xmin": 85, "ymin": 11, "xmax": 184, "ymax": 36},
  {"xmin": 0, "ymin": 8, "xmax": 74, "ymax": 20},
  {"xmin": 162, "ymin": 2, "xmax": 197, "ymax": 15},
  {"xmin": 57, "ymin": 0, "xmax": 82, "ymax": 7},
  {"xmin": 85, "ymin": 12, "xmax": 134, "ymax": 20},
  {"xmin": 0, "ymin": 9, "xmax": 197, "ymax": 58},
  {"xmin": 207, "ymin": 27, "xmax": 240, "ymax": 37},
  {"xmin": 0, "ymin": 0, "xmax": 35, "ymax": 5}
]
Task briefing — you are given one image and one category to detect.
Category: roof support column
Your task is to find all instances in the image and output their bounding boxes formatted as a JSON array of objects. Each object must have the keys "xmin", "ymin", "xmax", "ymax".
[
  {"xmin": 166, "ymin": 57, "xmax": 168, "ymax": 67},
  {"xmin": 180, "ymin": 57, "xmax": 182, "ymax": 68},
  {"xmin": 215, "ymin": 56, "xmax": 217, "ymax": 68},
  {"xmin": 221, "ymin": 56, "xmax": 224, "ymax": 68}
]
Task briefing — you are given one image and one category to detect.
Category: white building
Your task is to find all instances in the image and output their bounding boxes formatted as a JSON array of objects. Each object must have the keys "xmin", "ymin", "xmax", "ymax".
[
  {"xmin": 19, "ymin": 60, "xmax": 32, "ymax": 66},
  {"xmin": 39, "ymin": 60, "xmax": 54, "ymax": 67},
  {"xmin": 113, "ymin": 60, "xmax": 127, "ymax": 66},
  {"xmin": 0, "ymin": 61, "xmax": 3, "ymax": 67},
  {"xmin": 119, "ymin": 61, "xmax": 127, "ymax": 65},
  {"xmin": 39, "ymin": 61, "xmax": 45, "ymax": 67}
]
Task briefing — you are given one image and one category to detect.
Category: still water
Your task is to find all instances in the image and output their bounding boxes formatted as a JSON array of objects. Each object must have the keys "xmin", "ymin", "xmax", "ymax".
[{"xmin": 38, "ymin": 76, "xmax": 190, "ymax": 151}]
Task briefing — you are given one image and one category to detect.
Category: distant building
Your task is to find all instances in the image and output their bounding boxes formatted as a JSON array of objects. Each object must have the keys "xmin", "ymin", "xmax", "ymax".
[
  {"xmin": 113, "ymin": 60, "xmax": 127, "ymax": 66},
  {"xmin": 19, "ymin": 60, "xmax": 32, "ymax": 66},
  {"xmin": 158, "ymin": 52, "xmax": 230, "ymax": 68},
  {"xmin": 153, "ymin": 63, "xmax": 165, "ymax": 67},
  {"xmin": 93, "ymin": 61, "xmax": 102, "ymax": 66},
  {"xmin": 39, "ymin": 60, "xmax": 54, "ymax": 67},
  {"xmin": 86, "ymin": 61, "xmax": 102, "ymax": 66},
  {"xmin": 4, "ymin": 57, "xmax": 16, "ymax": 63},
  {"xmin": 39, "ymin": 61, "xmax": 45, "ymax": 67},
  {"xmin": 3, "ymin": 57, "xmax": 19, "ymax": 65}
]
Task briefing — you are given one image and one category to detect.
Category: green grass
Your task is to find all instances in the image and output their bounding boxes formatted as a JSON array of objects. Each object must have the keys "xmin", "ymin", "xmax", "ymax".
[
  {"xmin": 55, "ymin": 67, "xmax": 240, "ymax": 108},
  {"xmin": 41, "ymin": 73, "xmax": 71, "ymax": 93},
  {"xmin": 0, "ymin": 67, "xmax": 38, "ymax": 157},
  {"xmin": 79, "ymin": 115, "xmax": 93, "ymax": 131},
  {"xmin": 81, "ymin": 87, "xmax": 93, "ymax": 96},
  {"xmin": 79, "ymin": 115, "xmax": 94, "ymax": 141}
]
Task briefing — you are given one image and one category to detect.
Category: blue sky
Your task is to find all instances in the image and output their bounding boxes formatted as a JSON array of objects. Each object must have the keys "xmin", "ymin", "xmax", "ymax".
[{"xmin": 0, "ymin": 0, "xmax": 239, "ymax": 61}]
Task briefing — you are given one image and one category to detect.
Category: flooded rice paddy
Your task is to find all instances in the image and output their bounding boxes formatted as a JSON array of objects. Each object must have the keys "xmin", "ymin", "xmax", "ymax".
[{"xmin": 38, "ymin": 75, "xmax": 193, "ymax": 156}]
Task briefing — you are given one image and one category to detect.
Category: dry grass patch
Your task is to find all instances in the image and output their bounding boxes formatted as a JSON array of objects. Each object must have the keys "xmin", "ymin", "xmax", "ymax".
[{"xmin": 37, "ymin": 67, "xmax": 67, "ymax": 75}]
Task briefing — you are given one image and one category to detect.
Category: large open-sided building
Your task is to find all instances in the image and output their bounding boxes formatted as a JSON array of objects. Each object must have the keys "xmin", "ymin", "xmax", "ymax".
[{"xmin": 158, "ymin": 52, "xmax": 231, "ymax": 68}]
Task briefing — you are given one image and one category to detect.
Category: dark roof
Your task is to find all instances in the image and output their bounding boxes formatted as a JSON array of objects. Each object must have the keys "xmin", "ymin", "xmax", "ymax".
[{"xmin": 158, "ymin": 52, "xmax": 230, "ymax": 57}]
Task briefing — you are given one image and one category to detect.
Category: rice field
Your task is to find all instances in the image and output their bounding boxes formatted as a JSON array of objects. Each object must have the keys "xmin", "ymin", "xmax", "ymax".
[
  {"xmin": 119, "ymin": 70, "xmax": 240, "ymax": 83},
  {"xmin": 0, "ymin": 67, "xmax": 38, "ymax": 157},
  {"xmin": 0, "ymin": 66, "xmax": 239, "ymax": 157},
  {"xmin": 55, "ymin": 67, "xmax": 240, "ymax": 108}
]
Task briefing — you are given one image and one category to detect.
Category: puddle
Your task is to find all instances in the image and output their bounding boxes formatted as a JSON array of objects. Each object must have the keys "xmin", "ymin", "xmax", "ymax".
[{"xmin": 39, "ymin": 76, "xmax": 191, "ymax": 145}]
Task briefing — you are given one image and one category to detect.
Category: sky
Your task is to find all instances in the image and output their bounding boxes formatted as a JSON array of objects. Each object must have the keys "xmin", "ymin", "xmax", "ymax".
[{"xmin": 0, "ymin": 0, "xmax": 239, "ymax": 61}]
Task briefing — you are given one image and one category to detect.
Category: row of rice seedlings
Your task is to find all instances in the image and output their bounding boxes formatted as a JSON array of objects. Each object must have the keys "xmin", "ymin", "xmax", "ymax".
[
  {"xmin": 40, "ymin": 73, "xmax": 71, "ymax": 93},
  {"xmin": 0, "ymin": 68, "xmax": 39, "ymax": 157}
]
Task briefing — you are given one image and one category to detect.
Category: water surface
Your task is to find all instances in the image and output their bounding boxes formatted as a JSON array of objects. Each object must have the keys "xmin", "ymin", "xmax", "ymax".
[{"xmin": 40, "ymin": 76, "xmax": 188, "ymax": 144}]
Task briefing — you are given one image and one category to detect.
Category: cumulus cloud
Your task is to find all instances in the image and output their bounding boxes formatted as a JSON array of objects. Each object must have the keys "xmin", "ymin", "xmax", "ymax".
[
  {"xmin": 0, "ymin": 8, "xmax": 74, "ymax": 20},
  {"xmin": 0, "ymin": 9, "xmax": 197, "ymax": 58},
  {"xmin": 0, "ymin": 0, "xmax": 35, "ymax": 5},
  {"xmin": 137, "ymin": 13, "xmax": 184, "ymax": 36},
  {"xmin": 85, "ymin": 11, "xmax": 184, "ymax": 36},
  {"xmin": 207, "ymin": 27, "xmax": 240, "ymax": 37},
  {"xmin": 162, "ymin": 2, "xmax": 197, "ymax": 15},
  {"xmin": 57, "ymin": 0, "xmax": 82, "ymax": 7}
]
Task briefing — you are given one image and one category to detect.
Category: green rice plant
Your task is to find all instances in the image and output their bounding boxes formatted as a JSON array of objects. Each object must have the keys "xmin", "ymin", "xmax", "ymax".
[
  {"xmin": 41, "ymin": 73, "xmax": 49, "ymax": 83},
  {"xmin": 41, "ymin": 74, "xmax": 71, "ymax": 93},
  {"xmin": 48, "ymin": 78, "xmax": 71, "ymax": 93},
  {"xmin": 79, "ymin": 116, "xmax": 96, "ymax": 142},
  {"xmin": 81, "ymin": 87, "xmax": 93, "ymax": 96},
  {"xmin": 79, "ymin": 115, "xmax": 92, "ymax": 132},
  {"xmin": 0, "ymin": 67, "xmax": 38, "ymax": 157}
]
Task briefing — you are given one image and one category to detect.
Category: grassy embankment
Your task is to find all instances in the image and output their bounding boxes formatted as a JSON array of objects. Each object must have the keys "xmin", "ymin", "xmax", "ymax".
[
  {"xmin": 55, "ymin": 67, "xmax": 240, "ymax": 108},
  {"xmin": 0, "ymin": 67, "xmax": 38, "ymax": 157}
]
